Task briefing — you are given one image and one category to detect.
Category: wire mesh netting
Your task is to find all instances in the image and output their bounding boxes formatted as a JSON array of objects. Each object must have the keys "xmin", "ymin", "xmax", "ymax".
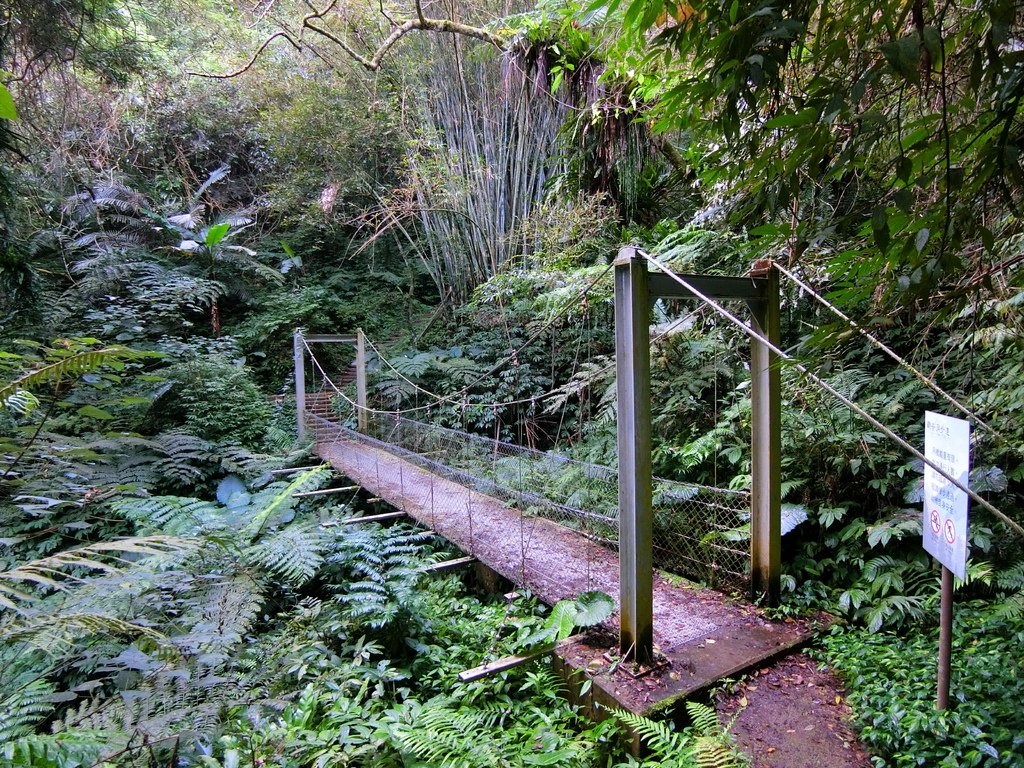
[{"xmin": 307, "ymin": 388, "xmax": 751, "ymax": 592}]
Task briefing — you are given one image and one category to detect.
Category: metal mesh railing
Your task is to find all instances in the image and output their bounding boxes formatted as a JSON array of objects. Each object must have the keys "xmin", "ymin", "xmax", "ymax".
[{"xmin": 310, "ymin": 400, "xmax": 751, "ymax": 591}]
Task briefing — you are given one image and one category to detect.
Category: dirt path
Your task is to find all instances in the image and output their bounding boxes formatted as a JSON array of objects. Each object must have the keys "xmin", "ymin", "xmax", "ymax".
[{"xmin": 717, "ymin": 653, "xmax": 872, "ymax": 768}]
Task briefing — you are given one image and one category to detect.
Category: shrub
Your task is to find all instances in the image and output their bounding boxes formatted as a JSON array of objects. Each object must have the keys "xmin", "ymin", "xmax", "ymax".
[{"xmin": 158, "ymin": 355, "xmax": 271, "ymax": 448}]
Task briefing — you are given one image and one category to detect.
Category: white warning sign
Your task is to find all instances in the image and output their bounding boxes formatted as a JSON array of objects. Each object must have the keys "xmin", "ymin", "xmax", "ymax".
[{"xmin": 923, "ymin": 411, "xmax": 971, "ymax": 579}]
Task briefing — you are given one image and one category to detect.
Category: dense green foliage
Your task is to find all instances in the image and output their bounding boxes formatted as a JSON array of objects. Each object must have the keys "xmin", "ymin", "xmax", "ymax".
[
  {"xmin": 821, "ymin": 604, "xmax": 1024, "ymax": 767},
  {"xmin": 2, "ymin": 0, "xmax": 1024, "ymax": 765}
]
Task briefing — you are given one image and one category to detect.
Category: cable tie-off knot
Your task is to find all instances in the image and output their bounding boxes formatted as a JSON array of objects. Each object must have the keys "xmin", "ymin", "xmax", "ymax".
[{"xmin": 749, "ymin": 259, "xmax": 774, "ymax": 278}]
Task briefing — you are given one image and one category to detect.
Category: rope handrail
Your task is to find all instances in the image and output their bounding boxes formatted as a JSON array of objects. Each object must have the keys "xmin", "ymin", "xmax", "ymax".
[{"xmin": 639, "ymin": 250, "xmax": 1024, "ymax": 541}]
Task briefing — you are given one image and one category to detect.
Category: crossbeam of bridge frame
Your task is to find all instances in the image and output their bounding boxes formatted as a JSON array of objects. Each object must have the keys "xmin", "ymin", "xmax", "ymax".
[
  {"xmin": 613, "ymin": 247, "xmax": 781, "ymax": 664},
  {"xmin": 293, "ymin": 329, "xmax": 368, "ymax": 440}
]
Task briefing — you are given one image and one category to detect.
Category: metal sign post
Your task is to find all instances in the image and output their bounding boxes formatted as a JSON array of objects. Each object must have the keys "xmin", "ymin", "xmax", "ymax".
[{"xmin": 922, "ymin": 410, "xmax": 971, "ymax": 710}]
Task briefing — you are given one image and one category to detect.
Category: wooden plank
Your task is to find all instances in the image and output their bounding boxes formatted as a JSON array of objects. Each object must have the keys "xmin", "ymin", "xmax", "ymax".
[
  {"xmin": 340, "ymin": 511, "xmax": 406, "ymax": 525},
  {"xmin": 648, "ymin": 272, "xmax": 766, "ymax": 301},
  {"xmin": 416, "ymin": 555, "xmax": 477, "ymax": 574},
  {"xmin": 293, "ymin": 485, "xmax": 358, "ymax": 498},
  {"xmin": 458, "ymin": 645, "xmax": 554, "ymax": 682}
]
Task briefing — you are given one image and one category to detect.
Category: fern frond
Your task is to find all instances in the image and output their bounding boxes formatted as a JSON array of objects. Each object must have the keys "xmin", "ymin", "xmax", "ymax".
[
  {"xmin": 0, "ymin": 536, "xmax": 197, "ymax": 613},
  {"xmin": 613, "ymin": 704, "xmax": 746, "ymax": 768},
  {"xmin": 994, "ymin": 590, "xmax": 1024, "ymax": 621},
  {"xmin": 244, "ymin": 522, "xmax": 328, "ymax": 586},
  {"xmin": 241, "ymin": 467, "xmax": 331, "ymax": 542},
  {"xmin": 0, "ymin": 679, "xmax": 54, "ymax": 741},
  {"xmin": 174, "ymin": 572, "xmax": 264, "ymax": 654},
  {"xmin": 1, "ymin": 730, "xmax": 111, "ymax": 767},
  {"xmin": 395, "ymin": 702, "xmax": 507, "ymax": 767},
  {"xmin": 0, "ymin": 347, "xmax": 139, "ymax": 404},
  {"xmin": 2, "ymin": 612, "xmax": 165, "ymax": 653},
  {"xmin": 112, "ymin": 496, "xmax": 222, "ymax": 535}
]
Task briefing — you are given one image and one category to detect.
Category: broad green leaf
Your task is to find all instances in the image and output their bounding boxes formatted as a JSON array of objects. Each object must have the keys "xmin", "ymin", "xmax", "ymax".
[
  {"xmin": 922, "ymin": 25, "xmax": 944, "ymax": 72},
  {"xmin": 915, "ymin": 228, "xmax": 930, "ymax": 253},
  {"xmin": 871, "ymin": 207, "xmax": 890, "ymax": 251},
  {"xmin": 763, "ymin": 107, "xmax": 818, "ymax": 130},
  {"xmin": 546, "ymin": 600, "xmax": 579, "ymax": 641},
  {"xmin": 880, "ymin": 35, "xmax": 920, "ymax": 83},
  {"xmin": 573, "ymin": 590, "xmax": 614, "ymax": 627},
  {"xmin": 204, "ymin": 222, "xmax": 231, "ymax": 247},
  {"xmin": 77, "ymin": 405, "xmax": 114, "ymax": 420},
  {"xmin": 0, "ymin": 83, "xmax": 17, "ymax": 120}
]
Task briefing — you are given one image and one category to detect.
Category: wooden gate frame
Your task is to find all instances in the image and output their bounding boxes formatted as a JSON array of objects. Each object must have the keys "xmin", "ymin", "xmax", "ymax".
[
  {"xmin": 614, "ymin": 247, "xmax": 781, "ymax": 663},
  {"xmin": 293, "ymin": 329, "xmax": 368, "ymax": 440}
]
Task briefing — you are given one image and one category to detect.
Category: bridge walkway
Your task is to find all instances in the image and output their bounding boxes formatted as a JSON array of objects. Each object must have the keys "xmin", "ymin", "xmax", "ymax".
[{"xmin": 313, "ymin": 417, "xmax": 814, "ymax": 715}]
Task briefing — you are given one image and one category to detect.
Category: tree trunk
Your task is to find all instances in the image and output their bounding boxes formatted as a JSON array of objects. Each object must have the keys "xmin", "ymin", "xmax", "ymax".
[{"xmin": 211, "ymin": 298, "xmax": 221, "ymax": 337}]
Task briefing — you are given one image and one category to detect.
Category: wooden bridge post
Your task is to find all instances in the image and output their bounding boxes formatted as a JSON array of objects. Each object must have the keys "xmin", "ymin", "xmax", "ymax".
[
  {"xmin": 748, "ymin": 265, "xmax": 782, "ymax": 605},
  {"xmin": 614, "ymin": 247, "xmax": 654, "ymax": 663},
  {"xmin": 356, "ymin": 328, "xmax": 368, "ymax": 433},
  {"xmin": 294, "ymin": 329, "xmax": 307, "ymax": 441}
]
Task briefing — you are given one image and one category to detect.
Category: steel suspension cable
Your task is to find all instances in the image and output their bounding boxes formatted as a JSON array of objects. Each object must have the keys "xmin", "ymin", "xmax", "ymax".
[
  {"xmin": 775, "ymin": 262, "xmax": 999, "ymax": 440},
  {"xmin": 640, "ymin": 251, "xmax": 1024, "ymax": 541}
]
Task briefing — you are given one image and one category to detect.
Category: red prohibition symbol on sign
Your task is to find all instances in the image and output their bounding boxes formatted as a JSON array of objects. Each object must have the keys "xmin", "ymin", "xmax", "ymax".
[
  {"xmin": 943, "ymin": 519, "xmax": 956, "ymax": 545},
  {"xmin": 930, "ymin": 509, "xmax": 941, "ymax": 535}
]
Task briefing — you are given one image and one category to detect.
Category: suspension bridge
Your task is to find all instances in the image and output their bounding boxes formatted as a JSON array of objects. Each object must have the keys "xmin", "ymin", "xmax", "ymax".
[
  {"xmin": 304, "ymin": 405, "xmax": 812, "ymax": 714},
  {"xmin": 291, "ymin": 249, "xmax": 1006, "ymax": 717}
]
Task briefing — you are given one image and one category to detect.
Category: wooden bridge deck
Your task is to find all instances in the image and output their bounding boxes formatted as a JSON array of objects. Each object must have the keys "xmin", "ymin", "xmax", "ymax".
[{"xmin": 317, "ymin": 431, "xmax": 816, "ymax": 716}]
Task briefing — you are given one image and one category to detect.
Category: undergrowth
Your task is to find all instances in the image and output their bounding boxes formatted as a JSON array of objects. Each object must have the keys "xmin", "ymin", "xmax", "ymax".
[{"xmin": 818, "ymin": 604, "xmax": 1024, "ymax": 767}]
